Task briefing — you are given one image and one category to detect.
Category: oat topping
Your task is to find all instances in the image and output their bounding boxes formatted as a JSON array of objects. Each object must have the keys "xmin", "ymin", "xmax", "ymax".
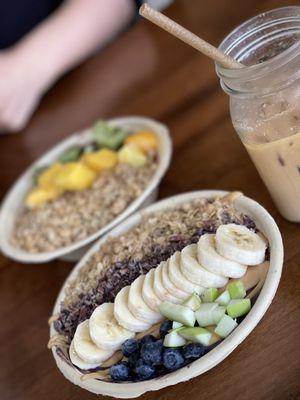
[{"xmin": 12, "ymin": 162, "xmax": 157, "ymax": 253}]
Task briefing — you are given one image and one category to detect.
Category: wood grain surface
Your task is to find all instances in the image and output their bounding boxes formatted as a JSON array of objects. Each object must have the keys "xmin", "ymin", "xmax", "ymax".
[{"xmin": 0, "ymin": 1, "xmax": 299, "ymax": 399}]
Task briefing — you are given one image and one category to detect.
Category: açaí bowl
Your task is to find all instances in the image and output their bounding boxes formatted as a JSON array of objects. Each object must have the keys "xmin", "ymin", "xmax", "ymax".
[
  {"xmin": 0, "ymin": 116, "xmax": 172, "ymax": 263},
  {"xmin": 50, "ymin": 190, "xmax": 283, "ymax": 398}
]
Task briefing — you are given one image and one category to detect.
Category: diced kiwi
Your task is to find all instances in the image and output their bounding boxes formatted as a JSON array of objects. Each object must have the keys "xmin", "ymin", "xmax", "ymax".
[
  {"xmin": 201, "ymin": 288, "xmax": 219, "ymax": 302},
  {"xmin": 227, "ymin": 281, "xmax": 246, "ymax": 299},
  {"xmin": 179, "ymin": 327, "xmax": 212, "ymax": 346},
  {"xmin": 214, "ymin": 314, "xmax": 238, "ymax": 338},
  {"xmin": 163, "ymin": 329, "xmax": 186, "ymax": 347},
  {"xmin": 58, "ymin": 145, "xmax": 82, "ymax": 163},
  {"xmin": 93, "ymin": 120, "xmax": 128, "ymax": 150},
  {"xmin": 182, "ymin": 293, "xmax": 201, "ymax": 311},
  {"xmin": 159, "ymin": 302, "xmax": 195, "ymax": 327},
  {"xmin": 226, "ymin": 299, "xmax": 251, "ymax": 319}
]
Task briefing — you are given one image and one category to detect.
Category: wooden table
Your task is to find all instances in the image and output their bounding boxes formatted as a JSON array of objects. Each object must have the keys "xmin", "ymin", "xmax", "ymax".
[{"xmin": 1, "ymin": 1, "xmax": 299, "ymax": 399}]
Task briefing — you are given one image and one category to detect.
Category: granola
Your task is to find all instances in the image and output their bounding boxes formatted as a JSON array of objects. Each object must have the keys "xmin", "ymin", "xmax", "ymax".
[{"xmin": 12, "ymin": 162, "xmax": 157, "ymax": 253}]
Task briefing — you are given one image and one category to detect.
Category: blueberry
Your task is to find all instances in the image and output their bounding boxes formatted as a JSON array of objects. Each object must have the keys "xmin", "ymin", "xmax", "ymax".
[
  {"xmin": 159, "ymin": 320, "xmax": 172, "ymax": 339},
  {"xmin": 110, "ymin": 361, "xmax": 131, "ymax": 381},
  {"xmin": 182, "ymin": 343, "xmax": 205, "ymax": 360},
  {"xmin": 121, "ymin": 338, "xmax": 139, "ymax": 357},
  {"xmin": 128, "ymin": 351, "xmax": 140, "ymax": 368},
  {"xmin": 163, "ymin": 348, "xmax": 185, "ymax": 370},
  {"xmin": 139, "ymin": 335, "xmax": 156, "ymax": 347},
  {"xmin": 135, "ymin": 359, "xmax": 156, "ymax": 380},
  {"xmin": 141, "ymin": 340, "xmax": 163, "ymax": 365}
]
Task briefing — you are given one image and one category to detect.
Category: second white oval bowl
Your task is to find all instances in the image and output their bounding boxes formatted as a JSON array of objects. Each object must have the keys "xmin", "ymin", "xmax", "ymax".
[
  {"xmin": 0, "ymin": 116, "xmax": 172, "ymax": 263},
  {"xmin": 50, "ymin": 190, "xmax": 283, "ymax": 398}
]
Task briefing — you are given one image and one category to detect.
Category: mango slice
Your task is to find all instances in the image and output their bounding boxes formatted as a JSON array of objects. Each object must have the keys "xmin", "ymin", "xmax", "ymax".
[
  {"xmin": 53, "ymin": 162, "xmax": 97, "ymax": 191},
  {"xmin": 118, "ymin": 144, "xmax": 147, "ymax": 167},
  {"xmin": 125, "ymin": 131, "xmax": 159, "ymax": 153},
  {"xmin": 81, "ymin": 149, "xmax": 118, "ymax": 173},
  {"xmin": 26, "ymin": 187, "xmax": 62, "ymax": 208},
  {"xmin": 38, "ymin": 163, "xmax": 63, "ymax": 190}
]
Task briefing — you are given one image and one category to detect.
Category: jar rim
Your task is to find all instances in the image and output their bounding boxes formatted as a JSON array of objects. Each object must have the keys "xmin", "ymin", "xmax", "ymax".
[{"xmin": 216, "ymin": 6, "xmax": 300, "ymax": 96}]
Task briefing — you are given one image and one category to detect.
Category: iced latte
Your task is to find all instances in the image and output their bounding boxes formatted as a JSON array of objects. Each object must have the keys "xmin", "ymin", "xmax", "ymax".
[{"xmin": 216, "ymin": 7, "xmax": 300, "ymax": 222}]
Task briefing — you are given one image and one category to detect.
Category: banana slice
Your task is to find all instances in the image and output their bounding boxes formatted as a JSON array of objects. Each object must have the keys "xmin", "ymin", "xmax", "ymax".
[
  {"xmin": 181, "ymin": 244, "xmax": 228, "ymax": 288},
  {"xmin": 161, "ymin": 259, "xmax": 190, "ymax": 301},
  {"xmin": 198, "ymin": 234, "xmax": 247, "ymax": 278},
  {"xmin": 69, "ymin": 340, "xmax": 100, "ymax": 370},
  {"xmin": 73, "ymin": 320, "xmax": 114, "ymax": 364},
  {"xmin": 89, "ymin": 303, "xmax": 135, "ymax": 351},
  {"xmin": 168, "ymin": 251, "xmax": 205, "ymax": 294},
  {"xmin": 142, "ymin": 268, "xmax": 162, "ymax": 312},
  {"xmin": 216, "ymin": 224, "xmax": 267, "ymax": 265},
  {"xmin": 114, "ymin": 286, "xmax": 152, "ymax": 332},
  {"xmin": 128, "ymin": 275, "xmax": 163, "ymax": 324},
  {"xmin": 153, "ymin": 262, "xmax": 182, "ymax": 303}
]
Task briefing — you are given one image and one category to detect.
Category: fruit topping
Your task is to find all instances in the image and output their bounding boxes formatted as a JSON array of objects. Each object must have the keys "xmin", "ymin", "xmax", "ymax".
[
  {"xmin": 159, "ymin": 320, "xmax": 172, "ymax": 339},
  {"xmin": 81, "ymin": 149, "xmax": 118, "ymax": 172},
  {"xmin": 93, "ymin": 120, "xmax": 128, "ymax": 150},
  {"xmin": 168, "ymin": 251, "xmax": 205, "ymax": 294},
  {"xmin": 163, "ymin": 348, "xmax": 185, "ymax": 370},
  {"xmin": 140, "ymin": 335, "xmax": 157, "ymax": 347},
  {"xmin": 182, "ymin": 293, "xmax": 201, "ymax": 311},
  {"xmin": 110, "ymin": 361, "xmax": 131, "ymax": 382},
  {"xmin": 201, "ymin": 287, "xmax": 219, "ymax": 303},
  {"xmin": 154, "ymin": 263, "xmax": 181, "ymax": 303},
  {"xmin": 159, "ymin": 301, "xmax": 196, "ymax": 327},
  {"xmin": 195, "ymin": 303, "xmax": 224, "ymax": 327},
  {"xmin": 128, "ymin": 275, "xmax": 163, "ymax": 324},
  {"xmin": 226, "ymin": 299, "xmax": 251, "ymax": 319},
  {"xmin": 118, "ymin": 143, "xmax": 147, "ymax": 167},
  {"xmin": 58, "ymin": 145, "xmax": 82, "ymax": 163},
  {"xmin": 172, "ymin": 321, "xmax": 183, "ymax": 329},
  {"xmin": 214, "ymin": 314, "xmax": 238, "ymax": 338},
  {"xmin": 140, "ymin": 340, "xmax": 163, "ymax": 365},
  {"xmin": 53, "ymin": 162, "xmax": 97, "ymax": 191},
  {"xmin": 121, "ymin": 339, "xmax": 139, "ymax": 357},
  {"xmin": 215, "ymin": 224, "xmax": 267, "ymax": 265},
  {"xmin": 127, "ymin": 351, "xmax": 140, "ymax": 368},
  {"xmin": 89, "ymin": 303, "xmax": 135, "ymax": 351},
  {"xmin": 181, "ymin": 244, "xmax": 228, "ymax": 288},
  {"xmin": 178, "ymin": 327, "xmax": 212, "ymax": 346},
  {"xmin": 135, "ymin": 359, "xmax": 156, "ymax": 380},
  {"xmin": 227, "ymin": 280, "xmax": 246, "ymax": 299},
  {"xmin": 32, "ymin": 165, "xmax": 48, "ymax": 184},
  {"xmin": 181, "ymin": 343, "xmax": 205, "ymax": 359},
  {"xmin": 163, "ymin": 328, "xmax": 187, "ymax": 347},
  {"xmin": 69, "ymin": 340, "xmax": 100, "ymax": 370},
  {"xmin": 125, "ymin": 130, "xmax": 159, "ymax": 153},
  {"xmin": 25, "ymin": 186, "xmax": 62, "ymax": 207},
  {"xmin": 114, "ymin": 286, "xmax": 152, "ymax": 332},
  {"xmin": 198, "ymin": 234, "xmax": 247, "ymax": 278},
  {"xmin": 215, "ymin": 290, "xmax": 231, "ymax": 306},
  {"xmin": 73, "ymin": 320, "xmax": 114, "ymax": 364}
]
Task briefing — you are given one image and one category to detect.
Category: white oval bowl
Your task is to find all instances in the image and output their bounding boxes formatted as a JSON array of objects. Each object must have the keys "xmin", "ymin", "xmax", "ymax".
[
  {"xmin": 50, "ymin": 190, "xmax": 283, "ymax": 398},
  {"xmin": 0, "ymin": 117, "xmax": 172, "ymax": 263}
]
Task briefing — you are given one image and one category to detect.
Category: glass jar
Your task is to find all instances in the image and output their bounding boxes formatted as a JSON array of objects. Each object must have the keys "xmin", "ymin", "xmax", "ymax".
[{"xmin": 216, "ymin": 6, "xmax": 300, "ymax": 222}]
